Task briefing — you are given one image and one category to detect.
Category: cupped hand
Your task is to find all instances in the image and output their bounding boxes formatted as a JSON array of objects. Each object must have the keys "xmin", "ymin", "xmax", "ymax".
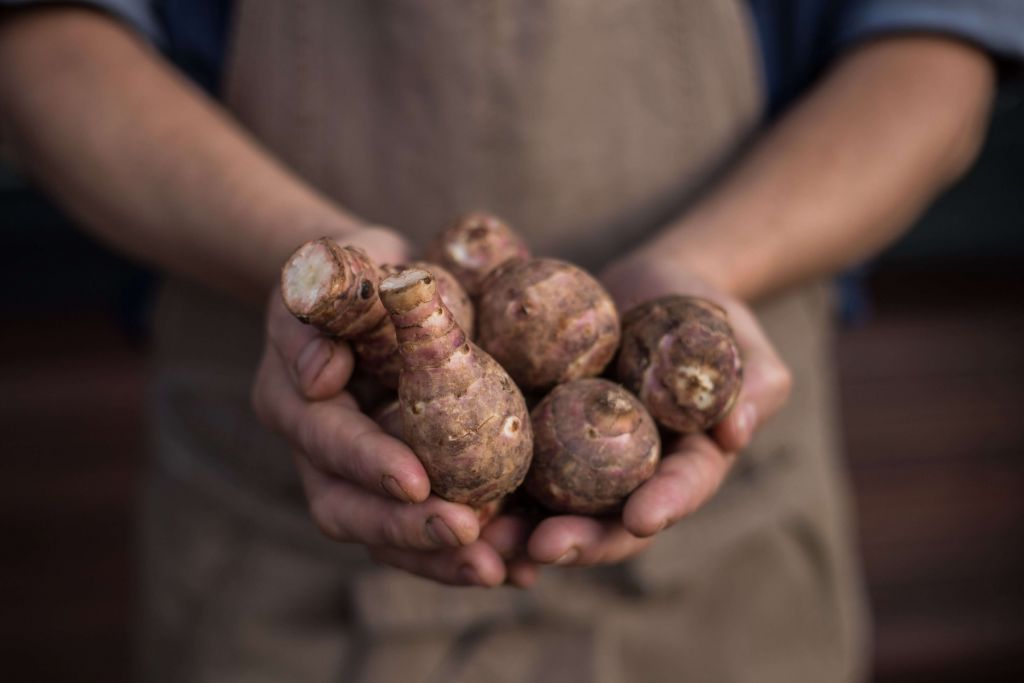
[
  {"xmin": 523, "ymin": 251, "xmax": 793, "ymax": 569},
  {"xmin": 252, "ymin": 226, "xmax": 494, "ymax": 576}
]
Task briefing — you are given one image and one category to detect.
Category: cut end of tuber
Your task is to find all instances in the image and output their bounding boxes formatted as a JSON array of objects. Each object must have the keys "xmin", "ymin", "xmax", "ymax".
[
  {"xmin": 280, "ymin": 239, "xmax": 387, "ymax": 338},
  {"xmin": 281, "ymin": 238, "xmax": 344, "ymax": 319},
  {"xmin": 379, "ymin": 269, "xmax": 435, "ymax": 314}
]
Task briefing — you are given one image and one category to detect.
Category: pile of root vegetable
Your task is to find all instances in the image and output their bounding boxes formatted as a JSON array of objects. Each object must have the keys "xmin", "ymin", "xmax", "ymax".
[{"xmin": 281, "ymin": 212, "xmax": 742, "ymax": 519}]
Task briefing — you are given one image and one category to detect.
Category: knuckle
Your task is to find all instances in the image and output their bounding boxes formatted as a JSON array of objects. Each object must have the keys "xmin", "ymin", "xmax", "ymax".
[
  {"xmin": 298, "ymin": 411, "xmax": 334, "ymax": 472},
  {"xmin": 381, "ymin": 512, "xmax": 417, "ymax": 548}
]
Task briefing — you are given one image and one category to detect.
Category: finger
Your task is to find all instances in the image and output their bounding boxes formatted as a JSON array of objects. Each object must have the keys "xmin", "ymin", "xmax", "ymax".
[
  {"xmin": 369, "ymin": 541, "xmax": 507, "ymax": 587},
  {"xmin": 507, "ymin": 560, "xmax": 540, "ymax": 588},
  {"xmin": 622, "ymin": 434, "xmax": 736, "ymax": 537},
  {"xmin": 296, "ymin": 453, "xmax": 480, "ymax": 550},
  {"xmin": 712, "ymin": 302, "xmax": 792, "ymax": 452},
  {"xmin": 266, "ymin": 287, "xmax": 355, "ymax": 401},
  {"xmin": 479, "ymin": 515, "xmax": 533, "ymax": 560},
  {"xmin": 528, "ymin": 515, "xmax": 653, "ymax": 566},
  {"xmin": 255, "ymin": 348, "xmax": 430, "ymax": 502}
]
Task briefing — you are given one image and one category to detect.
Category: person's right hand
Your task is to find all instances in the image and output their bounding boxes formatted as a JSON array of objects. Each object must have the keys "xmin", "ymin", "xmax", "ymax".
[{"xmin": 251, "ymin": 226, "xmax": 509, "ymax": 585}]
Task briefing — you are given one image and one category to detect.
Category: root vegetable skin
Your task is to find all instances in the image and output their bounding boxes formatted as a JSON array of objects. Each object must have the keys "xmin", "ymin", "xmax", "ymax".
[
  {"xmin": 281, "ymin": 239, "xmax": 386, "ymax": 337},
  {"xmin": 525, "ymin": 379, "xmax": 660, "ymax": 515},
  {"xmin": 477, "ymin": 258, "xmax": 621, "ymax": 391},
  {"xmin": 618, "ymin": 297, "xmax": 743, "ymax": 434},
  {"xmin": 425, "ymin": 212, "xmax": 531, "ymax": 297},
  {"xmin": 379, "ymin": 269, "xmax": 533, "ymax": 506},
  {"xmin": 280, "ymin": 239, "xmax": 473, "ymax": 388},
  {"xmin": 373, "ymin": 397, "xmax": 503, "ymax": 525}
]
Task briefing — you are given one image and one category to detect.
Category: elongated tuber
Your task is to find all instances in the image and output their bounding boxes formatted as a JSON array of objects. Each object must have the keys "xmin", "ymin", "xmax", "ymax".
[
  {"xmin": 374, "ymin": 396, "xmax": 503, "ymax": 525},
  {"xmin": 379, "ymin": 268, "xmax": 533, "ymax": 506},
  {"xmin": 525, "ymin": 379, "xmax": 660, "ymax": 515},
  {"xmin": 281, "ymin": 239, "xmax": 386, "ymax": 337},
  {"xmin": 281, "ymin": 239, "xmax": 473, "ymax": 388},
  {"xmin": 476, "ymin": 258, "xmax": 620, "ymax": 391},
  {"xmin": 618, "ymin": 296, "xmax": 742, "ymax": 433},
  {"xmin": 425, "ymin": 212, "xmax": 531, "ymax": 298}
]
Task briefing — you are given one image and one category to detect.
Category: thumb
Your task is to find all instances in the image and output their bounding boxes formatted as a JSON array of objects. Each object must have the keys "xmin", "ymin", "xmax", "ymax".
[
  {"xmin": 711, "ymin": 302, "xmax": 792, "ymax": 453},
  {"xmin": 266, "ymin": 286, "xmax": 355, "ymax": 401}
]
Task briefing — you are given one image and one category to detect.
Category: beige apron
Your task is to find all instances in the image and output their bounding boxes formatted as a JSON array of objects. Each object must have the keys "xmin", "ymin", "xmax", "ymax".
[{"xmin": 140, "ymin": 2, "xmax": 869, "ymax": 681}]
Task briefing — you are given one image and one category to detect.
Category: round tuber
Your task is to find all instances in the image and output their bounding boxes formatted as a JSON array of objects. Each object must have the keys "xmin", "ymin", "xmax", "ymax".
[
  {"xmin": 379, "ymin": 268, "xmax": 533, "ymax": 506},
  {"xmin": 617, "ymin": 296, "xmax": 743, "ymax": 433},
  {"xmin": 425, "ymin": 211, "xmax": 531, "ymax": 298},
  {"xmin": 525, "ymin": 379, "xmax": 660, "ymax": 515},
  {"xmin": 476, "ymin": 258, "xmax": 621, "ymax": 391}
]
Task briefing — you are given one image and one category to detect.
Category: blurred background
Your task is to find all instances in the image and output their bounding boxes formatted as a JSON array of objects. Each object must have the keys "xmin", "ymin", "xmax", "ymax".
[{"xmin": 2, "ymin": 84, "xmax": 1023, "ymax": 683}]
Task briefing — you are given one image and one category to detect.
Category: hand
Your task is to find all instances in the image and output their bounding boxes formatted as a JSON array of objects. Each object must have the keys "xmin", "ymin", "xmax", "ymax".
[
  {"xmin": 253, "ymin": 226, "xmax": 508, "ymax": 585},
  {"xmin": 522, "ymin": 251, "xmax": 793, "ymax": 569}
]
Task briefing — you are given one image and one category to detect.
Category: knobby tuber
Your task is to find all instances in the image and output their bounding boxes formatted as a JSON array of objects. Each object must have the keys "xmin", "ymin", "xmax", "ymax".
[
  {"xmin": 526, "ymin": 379, "xmax": 660, "ymax": 515},
  {"xmin": 618, "ymin": 296, "xmax": 742, "ymax": 433},
  {"xmin": 280, "ymin": 238, "xmax": 473, "ymax": 388},
  {"xmin": 476, "ymin": 258, "xmax": 621, "ymax": 391},
  {"xmin": 425, "ymin": 211, "xmax": 531, "ymax": 298},
  {"xmin": 379, "ymin": 268, "xmax": 533, "ymax": 506},
  {"xmin": 373, "ymin": 397, "xmax": 503, "ymax": 524}
]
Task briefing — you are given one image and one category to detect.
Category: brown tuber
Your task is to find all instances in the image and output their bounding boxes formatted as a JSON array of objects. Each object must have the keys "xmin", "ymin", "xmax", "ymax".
[
  {"xmin": 379, "ymin": 268, "xmax": 533, "ymax": 506},
  {"xmin": 476, "ymin": 258, "xmax": 621, "ymax": 391},
  {"xmin": 280, "ymin": 238, "xmax": 473, "ymax": 388},
  {"xmin": 526, "ymin": 379, "xmax": 660, "ymax": 515},
  {"xmin": 425, "ymin": 211, "xmax": 531, "ymax": 298},
  {"xmin": 618, "ymin": 296, "xmax": 743, "ymax": 434}
]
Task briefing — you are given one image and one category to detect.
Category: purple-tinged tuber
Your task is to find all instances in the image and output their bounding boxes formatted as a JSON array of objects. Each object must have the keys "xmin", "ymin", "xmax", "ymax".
[
  {"xmin": 425, "ymin": 212, "xmax": 531, "ymax": 298},
  {"xmin": 280, "ymin": 239, "xmax": 473, "ymax": 388},
  {"xmin": 476, "ymin": 258, "xmax": 620, "ymax": 391},
  {"xmin": 617, "ymin": 296, "xmax": 743, "ymax": 433},
  {"xmin": 525, "ymin": 379, "xmax": 660, "ymax": 515},
  {"xmin": 379, "ymin": 268, "xmax": 533, "ymax": 506}
]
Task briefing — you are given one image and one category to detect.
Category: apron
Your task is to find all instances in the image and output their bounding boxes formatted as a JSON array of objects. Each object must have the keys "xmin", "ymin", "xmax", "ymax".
[{"xmin": 139, "ymin": 2, "xmax": 869, "ymax": 681}]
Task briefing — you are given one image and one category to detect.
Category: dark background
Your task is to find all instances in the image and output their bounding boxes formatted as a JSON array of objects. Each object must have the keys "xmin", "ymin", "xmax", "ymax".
[{"xmin": 2, "ymin": 84, "xmax": 1023, "ymax": 682}]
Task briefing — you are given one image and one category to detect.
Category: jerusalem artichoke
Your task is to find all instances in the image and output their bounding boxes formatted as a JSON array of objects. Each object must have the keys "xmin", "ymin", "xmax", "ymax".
[
  {"xmin": 525, "ymin": 379, "xmax": 660, "ymax": 515},
  {"xmin": 379, "ymin": 268, "xmax": 533, "ymax": 506},
  {"xmin": 617, "ymin": 296, "xmax": 743, "ymax": 433}
]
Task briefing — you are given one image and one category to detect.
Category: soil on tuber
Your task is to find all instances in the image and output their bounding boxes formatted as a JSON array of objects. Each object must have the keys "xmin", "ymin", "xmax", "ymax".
[
  {"xmin": 476, "ymin": 258, "xmax": 621, "ymax": 391},
  {"xmin": 526, "ymin": 378, "xmax": 660, "ymax": 515},
  {"xmin": 379, "ymin": 268, "xmax": 533, "ymax": 506},
  {"xmin": 618, "ymin": 296, "xmax": 743, "ymax": 434}
]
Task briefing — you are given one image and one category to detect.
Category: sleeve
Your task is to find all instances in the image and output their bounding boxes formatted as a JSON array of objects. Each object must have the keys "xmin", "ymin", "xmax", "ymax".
[
  {"xmin": 0, "ymin": 0, "xmax": 164, "ymax": 45},
  {"xmin": 836, "ymin": 0, "xmax": 1024, "ymax": 63}
]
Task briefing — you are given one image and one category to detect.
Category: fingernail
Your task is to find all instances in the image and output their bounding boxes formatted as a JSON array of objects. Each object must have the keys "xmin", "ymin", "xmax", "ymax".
[
  {"xmin": 380, "ymin": 475, "xmax": 411, "ymax": 503},
  {"xmin": 554, "ymin": 547, "xmax": 579, "ymax": 566},
  {"xmin": 425, "ymin": 515, "xmax": 461, "ymax": 548},
  {"xmin": 458, "ymin": 564, "xmax": 482, "ymax": 586},
  {"xmin": 295, "ymin": 339, "xmax": 331, "ymax": 390}
]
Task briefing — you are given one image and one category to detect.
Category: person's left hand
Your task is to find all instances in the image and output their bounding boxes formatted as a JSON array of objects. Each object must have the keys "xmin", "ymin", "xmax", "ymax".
[{"xmin": 521, "ymin": 250, "xmax": 793, "ymax": 570}]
